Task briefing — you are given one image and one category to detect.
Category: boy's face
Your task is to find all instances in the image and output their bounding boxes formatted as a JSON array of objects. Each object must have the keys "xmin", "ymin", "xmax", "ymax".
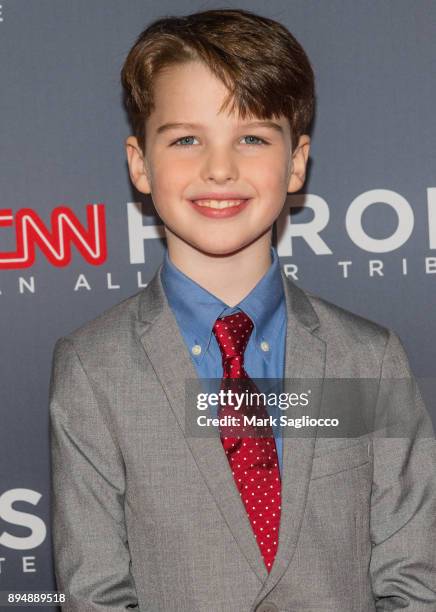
[{"xmin": 126, "ymin": 61, "xmax": 310, "ymax": 257}]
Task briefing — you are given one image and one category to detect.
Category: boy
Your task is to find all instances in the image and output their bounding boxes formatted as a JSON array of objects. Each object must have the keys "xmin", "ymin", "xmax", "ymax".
[{"xmin": 49, "ymin": 8, "xmax": 436, "ymax": 611}]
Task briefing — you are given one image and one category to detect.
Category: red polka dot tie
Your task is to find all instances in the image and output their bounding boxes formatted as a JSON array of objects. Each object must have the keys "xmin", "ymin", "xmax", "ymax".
[{"xmin": 212, "ymin": 311, "xmax": 281, "ymax": 572}]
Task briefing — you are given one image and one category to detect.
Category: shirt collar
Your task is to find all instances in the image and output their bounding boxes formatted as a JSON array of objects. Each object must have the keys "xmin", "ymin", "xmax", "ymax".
[{"xmin": 160, "ymin": 246, "xmax": 285, "ymax": 363}]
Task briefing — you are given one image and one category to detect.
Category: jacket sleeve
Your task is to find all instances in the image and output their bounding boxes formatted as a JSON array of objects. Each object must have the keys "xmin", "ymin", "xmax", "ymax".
[
  {"xmin": 49, "ymin": 337, "xmax": 139, "ymax": 611},
  {"xmin": 370, "ymin": 330, "xmax": 436, "ymax": 610}
]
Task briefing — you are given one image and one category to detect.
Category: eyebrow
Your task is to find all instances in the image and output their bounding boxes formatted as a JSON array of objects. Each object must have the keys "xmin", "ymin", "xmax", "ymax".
[{"xmin": 156, "ymin": 120, "xmax": 284, "ymax": 134}]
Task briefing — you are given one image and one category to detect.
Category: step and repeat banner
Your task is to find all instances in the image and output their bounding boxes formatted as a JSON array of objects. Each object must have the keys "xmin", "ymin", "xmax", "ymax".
[{"xmin": 1, "ymin": 1, "xmax": 435, "ymax": 609}]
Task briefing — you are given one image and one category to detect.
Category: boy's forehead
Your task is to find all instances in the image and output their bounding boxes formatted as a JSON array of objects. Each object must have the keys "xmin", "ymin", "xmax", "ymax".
[
  {"xmin": 149, "ymin": 62, "xmax": 285, "ymax": 126},
  {"xmin": 151, "ymin": 60, "xmax": 225, "ymax": 103}
]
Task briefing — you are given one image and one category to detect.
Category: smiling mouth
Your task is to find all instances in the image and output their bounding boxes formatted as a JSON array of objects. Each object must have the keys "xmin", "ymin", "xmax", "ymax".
[{"xmin": 191, "ymin": 199, "xmax": 247, "ymax": 209}]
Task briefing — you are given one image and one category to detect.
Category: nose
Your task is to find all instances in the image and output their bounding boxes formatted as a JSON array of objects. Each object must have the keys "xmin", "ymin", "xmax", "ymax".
[{"xmin": 200, "ymin": 145, "xmax": 239, "ymax": 183}]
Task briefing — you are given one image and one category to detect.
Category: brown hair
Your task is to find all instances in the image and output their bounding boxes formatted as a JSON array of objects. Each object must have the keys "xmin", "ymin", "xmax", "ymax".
[{"xmin": 120, "ymin": 8, "xmax": 315, "ymax": 154}]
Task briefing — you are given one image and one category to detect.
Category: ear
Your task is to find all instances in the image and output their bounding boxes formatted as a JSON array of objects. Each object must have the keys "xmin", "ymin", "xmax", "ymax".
[
  {"xmin": 125, "ymin": 136, "xmax": 151, "ymax": 194},
  {"xmin": 287, "ymin": 135, "xmax": 311, "ymax": 193}
]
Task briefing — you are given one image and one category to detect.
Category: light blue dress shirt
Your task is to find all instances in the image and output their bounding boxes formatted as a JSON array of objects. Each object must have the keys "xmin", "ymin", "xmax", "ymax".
[{"xmin": 160, "ymin": 246, "xmax": 287, "ymax": 473}]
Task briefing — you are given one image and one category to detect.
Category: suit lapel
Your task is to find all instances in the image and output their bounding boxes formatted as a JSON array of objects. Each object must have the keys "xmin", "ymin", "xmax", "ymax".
[
  {"xmin": 136, "ymin": 266, "xmax": 267, "ymax": 583},
  {"xmin": 136, "ymin": 266, "xmax": 326, "ymax": 593},
  {"xmin": 254, "ymin": 272, "xmax": 326, "ymax": 602}
]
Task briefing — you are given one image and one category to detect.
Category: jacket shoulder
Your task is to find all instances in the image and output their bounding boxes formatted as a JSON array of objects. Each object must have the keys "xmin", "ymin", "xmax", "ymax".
[
  {"xmin": 290, "ymin": 287, "xmax": 395, "ymax": 362},
  {"xmin": 294, "ymin": 284, "xmax": 392, "ymax": 372},
  {"xmin": 57, "ymin": 288, "xmax": 145, "ymax": 358},
  {"xmin": 307, "ymin": 289, "xmax": 389, "ymax": 344}
]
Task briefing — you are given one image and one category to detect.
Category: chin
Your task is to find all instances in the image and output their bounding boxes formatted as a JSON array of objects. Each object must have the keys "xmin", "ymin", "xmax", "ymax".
[{"xmin": 189, "ymin": 234, "xmax": 262, "ymax": 257}]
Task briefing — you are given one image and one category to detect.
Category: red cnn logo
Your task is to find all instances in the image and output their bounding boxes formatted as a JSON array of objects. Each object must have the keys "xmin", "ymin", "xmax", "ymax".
[{"xmin": 0, "ymin": 204, "xmax": 107, "ymax": 269}]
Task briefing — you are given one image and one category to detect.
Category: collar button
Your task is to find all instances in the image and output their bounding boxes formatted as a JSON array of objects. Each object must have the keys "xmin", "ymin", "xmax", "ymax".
[{"xmin": 191, "ymin": 344, "xmax": 202, "ymax": 356}]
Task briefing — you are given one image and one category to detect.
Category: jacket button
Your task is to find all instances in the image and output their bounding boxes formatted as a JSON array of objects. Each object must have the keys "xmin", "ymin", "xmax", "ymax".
[{"xmin": 256, "ymin": 604, "xmax": 279, "ymax": 612}]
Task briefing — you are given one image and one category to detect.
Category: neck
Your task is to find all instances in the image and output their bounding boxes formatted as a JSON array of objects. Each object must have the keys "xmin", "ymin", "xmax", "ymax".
[{"xmin": 166, "ymin": 231, "xmax": 273, "ymax": 307}]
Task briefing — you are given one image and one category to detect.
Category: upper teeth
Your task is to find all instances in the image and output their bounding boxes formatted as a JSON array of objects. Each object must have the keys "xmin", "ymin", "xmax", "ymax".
[{"xmin": 194, "ymin": 199, "xmax": 245, "ymax": 209}]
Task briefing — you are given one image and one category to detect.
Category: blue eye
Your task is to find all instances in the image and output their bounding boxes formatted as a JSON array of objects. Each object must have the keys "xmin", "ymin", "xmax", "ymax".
[
  {"xmin": 172, "ymin": 136, "xmax": 197, "ymax": 146},
  {"xmin": 243, "ymin": 135, "xmax": 267, "ymax": 145},
  {"xmin": 171, "ymin": 135, "xmax": 268, "ymax": 147}
]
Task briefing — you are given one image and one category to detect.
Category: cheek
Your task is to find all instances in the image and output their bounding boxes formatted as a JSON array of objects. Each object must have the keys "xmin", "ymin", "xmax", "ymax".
[
  {"xmin": 243, "ymin": 156, "xmax": 288, "ymax": 193},
  {"xmin": 151, "ymin": 156, "xmax": 191, "ymax": 198}
]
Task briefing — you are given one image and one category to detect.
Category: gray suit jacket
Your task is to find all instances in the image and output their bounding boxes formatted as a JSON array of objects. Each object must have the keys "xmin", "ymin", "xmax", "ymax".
[{"xmin": 49, "ymin": 266, "xmax": 436, "ymax": 612}]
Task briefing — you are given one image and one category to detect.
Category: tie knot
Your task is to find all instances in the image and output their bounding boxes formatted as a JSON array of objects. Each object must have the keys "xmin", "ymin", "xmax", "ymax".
[{"xmin": 212, "ymin": 311, "xmax": 254, "ymax": 363}]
